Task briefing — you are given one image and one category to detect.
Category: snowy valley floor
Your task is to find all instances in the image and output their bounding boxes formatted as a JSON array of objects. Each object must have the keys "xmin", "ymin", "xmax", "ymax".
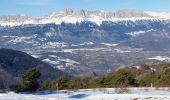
[{"xmin": 0, "ymin": 88, "xmax": 170, "ymax": 100}]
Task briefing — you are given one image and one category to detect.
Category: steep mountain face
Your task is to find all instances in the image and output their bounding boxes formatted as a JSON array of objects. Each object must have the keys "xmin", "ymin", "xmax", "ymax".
[
  {"xmin": 0, "ymin": 9, "xmax": 170, "ymax": 77},
  {"xmin": 0, "ymin": 9, "xmax": 167, "ymax": 26},
  {"xmin": 0, "ymin": 49, "xmax": 67, "ymax": 89}
]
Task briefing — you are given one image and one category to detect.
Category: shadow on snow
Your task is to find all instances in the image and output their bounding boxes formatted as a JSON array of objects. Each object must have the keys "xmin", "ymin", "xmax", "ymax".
[{"xmin": 69, "ymin": 94, "xmax": 89, "ymax": 99}]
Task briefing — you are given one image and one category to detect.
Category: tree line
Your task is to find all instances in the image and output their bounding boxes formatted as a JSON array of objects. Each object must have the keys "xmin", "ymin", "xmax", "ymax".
[{"xmin": 14, "ymin": 64, "xmax": 170, "ymax": 92}]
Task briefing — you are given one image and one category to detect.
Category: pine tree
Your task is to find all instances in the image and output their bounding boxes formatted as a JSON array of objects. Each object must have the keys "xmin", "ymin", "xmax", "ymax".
[
  {"xmin": 69, "ymin": 77, "xmax": 85, "ymax": 90},
  {"xmin": 16, "ymin": 68, "xmax": 41, "ymax": 92},
  {"xmin": 112, "ymin": 68, "xmax": 136, "ymax": 87},
  {"xmin": 56, "ymin": 76, "xmax": 69, "ymax": 90}
]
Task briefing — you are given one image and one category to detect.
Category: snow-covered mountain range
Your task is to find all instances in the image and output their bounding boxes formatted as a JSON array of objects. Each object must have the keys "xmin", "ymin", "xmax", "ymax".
[
  {"xmin": 1, "ymin": 9, "xmax": 170, "ymax": 77},
  {"xmin": 0, "ymin": 9, "xmax": 170, "ymax": 26}
]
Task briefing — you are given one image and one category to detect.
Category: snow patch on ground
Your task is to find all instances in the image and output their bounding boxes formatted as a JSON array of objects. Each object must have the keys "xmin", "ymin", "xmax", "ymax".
[
  {"xmin": 31, "ymin": 55, "xmax": 40, "ymax": 58},
  {"xmin": 48, "ymin": 55, "xmax": 58, "ymax": 58},
  {"xmin": 7, "ymin": 35, "xmax": 37, "ymax": 44},
  {"xmin": 41, "ymin": 42, "xmax": 68, "ymax": 48},
  {"xmin": 126, "ymin": 29, "xmax": 154, "ymax": 37},
  {"xmin": 63, "ymin": 48, "xmax": 107, "ymax": 53},
  {"xmin": 148, "ymin": 56, "xmax": 170, "ymax": 61},
  {"xmin": 101, "ymin": 43, "xmax": 118, "ymax": 47},
  {"xmin": 42, "ymin": 57, "xmax": 79, "ymax": 70},
  {"xmin": 115, "ymin": 48, "xmax": 143, "ymax": 53},
  {"xmin": 58, "ymin": 58, "xmax": 80, "ymax": 65},
  {"xmin": 42, "ymin": 58, "xmax": 60, "ymax": 65},
  {"xmin": 0, "ymin": 88, "xmax": 169, "ymax": 100},
  {"xmin": 79, "ymin": 42, "xmax": 94, "ymax": 46}
]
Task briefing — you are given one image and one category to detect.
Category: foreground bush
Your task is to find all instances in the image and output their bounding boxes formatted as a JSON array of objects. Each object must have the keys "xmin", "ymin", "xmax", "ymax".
[
  {"xmin": 138, "ymin": 67, "xmax": 170, "ymax": 87},
  {"xmin": 112, "ymin": 68, "xmax": 137, "ymax": 87},
  {"xmin": 16, "ymin": 68, "xmax": 41, "ymax": 92}
]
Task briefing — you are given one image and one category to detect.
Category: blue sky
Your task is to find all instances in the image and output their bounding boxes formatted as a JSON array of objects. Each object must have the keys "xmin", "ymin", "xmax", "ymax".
[{"xmin": 0, "ymin": 0, "xmax": 169, "ymax": 16}]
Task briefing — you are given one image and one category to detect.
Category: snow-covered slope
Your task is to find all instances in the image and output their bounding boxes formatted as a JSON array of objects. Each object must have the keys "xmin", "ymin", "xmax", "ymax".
[
  {"xmin": 0, "ymin": 88, "xmax": 170, "ymax": 100},
  {"xmin": 0, "ymin": 9, "xmax": 168, "ymax": 26},
  {"xmin": 148, "ymin": 56, "xmax": 170, "ymax": 61}
]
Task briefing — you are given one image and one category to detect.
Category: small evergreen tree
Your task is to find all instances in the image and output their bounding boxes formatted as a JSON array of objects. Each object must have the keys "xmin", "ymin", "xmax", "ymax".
[
  {"xmin": 56, "ymin": 76, "xmax": 69, "ymax": 90},
  {"xmin": 69, "ymin": 77, "xmax": 85, "ymax": 90},
  {"xmin": 16, "ymin": 68, "xmax": 41, "ymax": 92},
  {"xmin": 89, "ymin": 76, "xmax": 111, "ymax": 88},
  {"xmin": 112, "ymin": 68, "xmax": 136, "ymax": 87}
]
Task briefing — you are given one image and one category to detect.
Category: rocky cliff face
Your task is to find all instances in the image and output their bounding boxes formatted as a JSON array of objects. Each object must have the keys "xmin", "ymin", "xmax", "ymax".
[{"xmin": 0, "ymin": 9, "xmax": 166, "ymax": 26}]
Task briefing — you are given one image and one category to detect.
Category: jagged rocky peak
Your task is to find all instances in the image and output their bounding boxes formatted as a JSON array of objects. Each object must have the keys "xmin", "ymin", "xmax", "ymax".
[
  {"xmin": 88, "ymin": 10, "xmax": 110, "ymax": 18},
  {"xmin": 73, "ymin": 9, "xmax": 86, "ymax": 17},
  {"xmin": 114, "ymin": 9, "xmax": 151, "ymax": 18},
  {"xmin": 0, "ymin": 14, "xmax": 30, "ymax": 22},
  {"xmin": 0, "ymin": 9, "xmax": 168, "ymax": 22},
  {"xmin": 89, "ymin": 10, "xmax": 102, "ymax": 16},
  {"xmin": 47, "ymin": 8, "xmax": 86, "ymax": 17},
  {"xmin": 64, "ymin": 8, "xmax": 74, "ymax": 15},
  {"xmin": 63, "ymin": 8, "xmax": 86, "ymax": 17},
  {"xmin": 60, "ymin": 9, "xmax": 151, "ymax": 18}
]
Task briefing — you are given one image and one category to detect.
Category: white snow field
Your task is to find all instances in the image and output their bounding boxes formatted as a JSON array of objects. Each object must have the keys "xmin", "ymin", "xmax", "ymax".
[{"xmin": 0, "ymin": 88, "xmax": 170, "ymax": 100}]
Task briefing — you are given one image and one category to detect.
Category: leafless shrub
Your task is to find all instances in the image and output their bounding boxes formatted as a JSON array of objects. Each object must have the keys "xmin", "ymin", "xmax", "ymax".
[
  {"xmin": 92, "ymin": 88, "xmax": 97, "ymax": 92},
  {"xmin": 167, "ymin": 87, "xmax": 170, "ymax": 92},
  {"xmin": 115, "ymin": 87, "xmax": 130, "ymax": 94},
  {"xmin": 132, "ymin": 98, "xmax": 139, "ymax": 100},
  {"xmin": 98, "ymin": 88, "xmax": 108, "ymax": 93},
  {"xmin": 144, "ymin": 97, "xmax": 152, "ymax": 99},
  {"xmin": 0, "ymin": 90, "xmax": 3, "ymax": 93},
  {"xmin": 144, "ymin": 87, "xmax": 149, "ymax": 92},
  {"xmin": 155, "ymin": 87, "xmax": 160, "ymax": 90}
]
